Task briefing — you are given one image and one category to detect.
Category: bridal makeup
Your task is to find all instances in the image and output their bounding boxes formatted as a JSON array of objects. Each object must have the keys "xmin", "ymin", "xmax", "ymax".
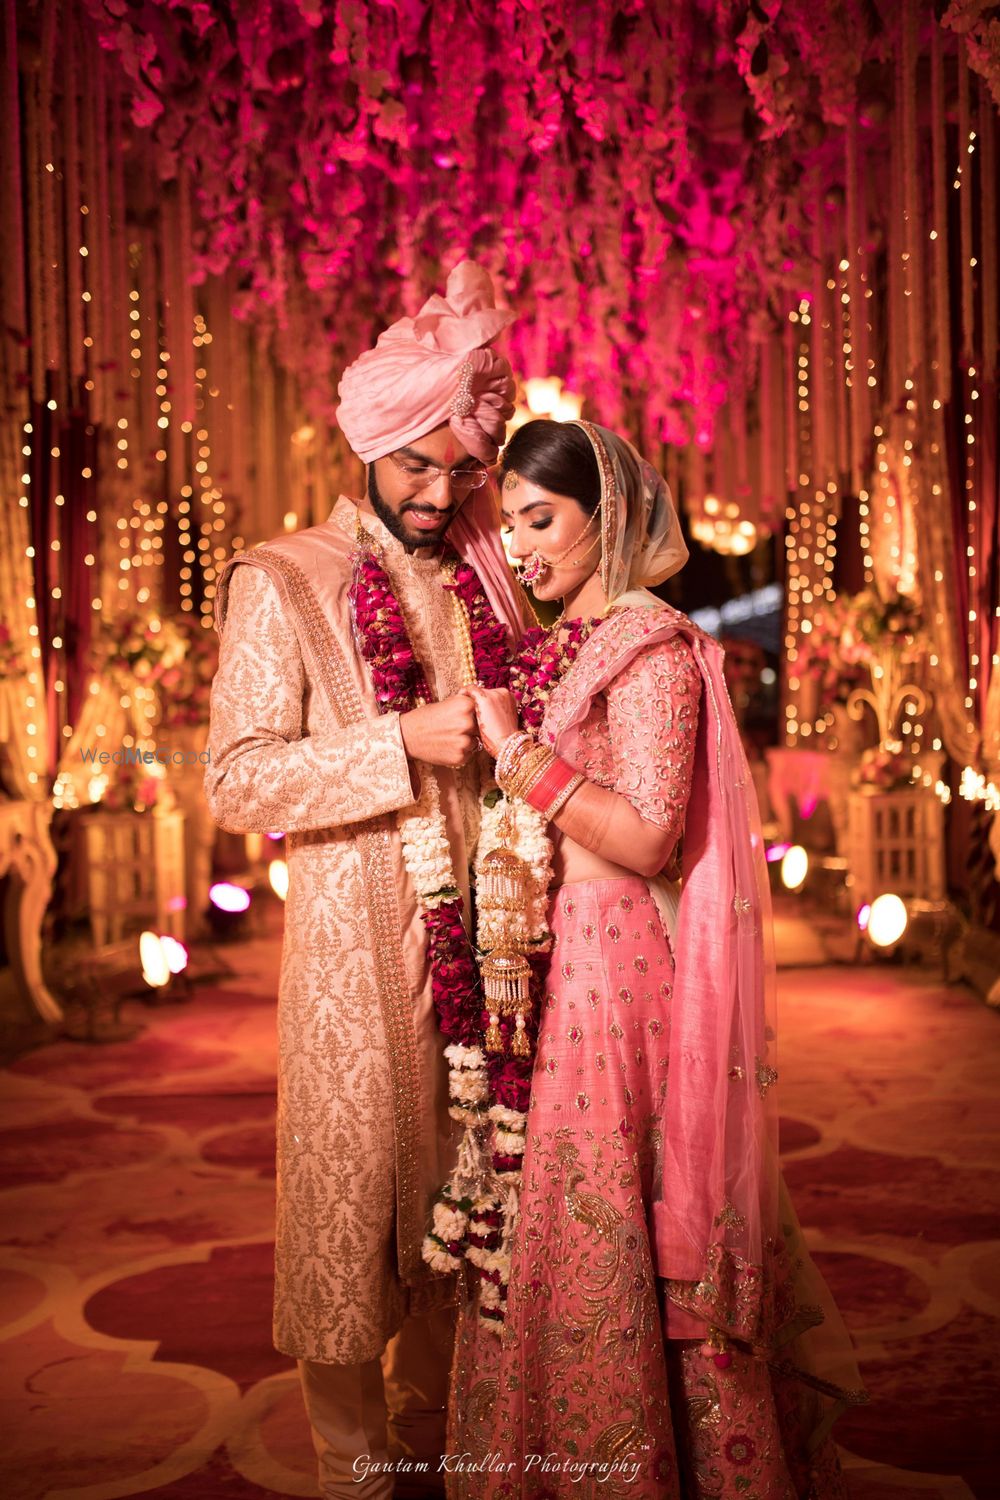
[{"xmin": 500, "ymin": 474, "xmax": 601, "ymax": 601}]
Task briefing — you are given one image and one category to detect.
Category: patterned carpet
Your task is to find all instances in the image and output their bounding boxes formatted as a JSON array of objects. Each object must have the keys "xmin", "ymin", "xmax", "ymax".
[{"xmin": 0, "ymin": 908, "xmax": 996, "ymax": 1500}]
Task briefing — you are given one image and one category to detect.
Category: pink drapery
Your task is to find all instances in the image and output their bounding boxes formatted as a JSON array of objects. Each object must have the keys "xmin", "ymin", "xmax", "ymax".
[{"xmin": 544, "ymin": 603, "xmax": 865, "ymax": 1410}]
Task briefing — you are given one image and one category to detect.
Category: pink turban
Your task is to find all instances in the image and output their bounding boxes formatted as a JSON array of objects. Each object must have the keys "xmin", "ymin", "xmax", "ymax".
[{"xmin": 336, "ymin": 261, "xmax": 516, "ymax": 464}]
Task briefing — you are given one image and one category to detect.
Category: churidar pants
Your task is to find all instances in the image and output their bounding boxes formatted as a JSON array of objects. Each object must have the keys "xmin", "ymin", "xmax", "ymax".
[{"xmin": 299, "ymin": 1304, "xmax": 455, "ymax": 1499}]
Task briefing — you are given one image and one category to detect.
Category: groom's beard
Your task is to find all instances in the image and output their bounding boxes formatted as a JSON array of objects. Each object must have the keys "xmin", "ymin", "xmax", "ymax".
[{"xmin": 367, "ymin": 463, "xmax": 457, "ymax": 553}]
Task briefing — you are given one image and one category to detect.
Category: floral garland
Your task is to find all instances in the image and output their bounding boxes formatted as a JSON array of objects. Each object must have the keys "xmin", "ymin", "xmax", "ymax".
[
  {"xmin": 350, "ymin": 542, "xmax": 485, "ymax": 1051},
  {"xmin": 447, "ymin": 558, "xmax": 511, "ymax": 690},
  {"xmin": 425, "ymin": 790, "xmax": 552, "ymax": 1329},
  {"xmin": 508, "ymin": 616, "xmax": 600, "ymax": 730},
  {"xmin": 429, "ymin": 618, "xmax": 608, "ymax": 1326},
  {"xmin": 350, "ymin": 550, "xmax": 433, "ymax": 710},
  {"xmin": 349, "ymin": 531, "xmax": 552, "ymax": 1330}
]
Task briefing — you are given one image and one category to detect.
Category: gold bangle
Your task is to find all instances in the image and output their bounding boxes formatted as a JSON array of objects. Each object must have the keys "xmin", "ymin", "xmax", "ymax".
[
  {"xmin": 511, "ymin": 749, "xmax": 556, "ymax": 803},
  {"xmin": 503, "ymin": 760, "xmax": 548, "ymax": 803},
  {"xmin": 496, "ymin": 737, "xmax": 542, "ymax": 793},
  {"xmin": 502, "ymin": 744, "xmax": 552, "ymax": 801},
  {"xmin": 495, "ymin": 731, "xmax": 534, "ymax": 787}
]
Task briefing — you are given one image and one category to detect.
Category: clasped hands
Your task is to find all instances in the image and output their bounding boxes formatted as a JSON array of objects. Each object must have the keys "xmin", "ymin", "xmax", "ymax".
[{"xmin": 399, "ymin": 687, "xmax": 520, "ymax": 769}]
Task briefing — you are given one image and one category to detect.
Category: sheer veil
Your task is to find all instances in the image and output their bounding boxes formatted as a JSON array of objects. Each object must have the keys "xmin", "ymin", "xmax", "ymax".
[{"xmin": 555, "ymin": 420, "xmax": 866, "ymax": 1432}]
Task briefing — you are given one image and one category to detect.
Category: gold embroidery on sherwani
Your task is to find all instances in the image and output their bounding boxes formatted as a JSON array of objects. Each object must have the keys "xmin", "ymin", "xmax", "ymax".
[
  {"xmin": 211, "ymin": 561, "xmax": 408, "ymax": 1360},
  {"xmin": 235, "ymin": 547, "xmax": 427, "ymax": 1281},
  {"xmin": 209, "ymin": 502, "xmax": 484, "ymax": 1362}
]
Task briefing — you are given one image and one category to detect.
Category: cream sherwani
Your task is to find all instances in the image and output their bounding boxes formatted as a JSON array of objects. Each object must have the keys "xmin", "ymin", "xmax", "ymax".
[{"xmin": 205, "ymin": 496, "xmax": 486, "ymax": 1366}]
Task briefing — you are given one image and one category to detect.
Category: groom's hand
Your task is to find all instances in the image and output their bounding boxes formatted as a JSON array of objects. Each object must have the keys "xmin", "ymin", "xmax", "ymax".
[
  {"xmin": 400, "ymin": 694, "xmax": 480, "ymax": 768},
  {"xmin": 466, "ymin": 687, "xmax": 520, "ymax": 756}
]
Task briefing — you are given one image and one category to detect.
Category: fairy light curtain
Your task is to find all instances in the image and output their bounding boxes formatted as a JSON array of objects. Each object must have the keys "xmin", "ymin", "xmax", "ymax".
[
  {"xmin": 0, "ymin": 0, "xmax": 997, "ymax": 814},
  {"xmin": 0, "ymin": 1, "xmax": 338, "ymax": 799}
]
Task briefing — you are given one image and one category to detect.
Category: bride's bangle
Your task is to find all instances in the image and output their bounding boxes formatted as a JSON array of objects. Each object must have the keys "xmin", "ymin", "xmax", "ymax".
[
  {"xmin": 522, "ymin": 758, "xmax": 584, "ymax": 819},
  {"xmin": 502, "ymin": 742, "xmax": 552, "ymax": 802},
  {"xmin": 495, "ymin": 730, "xmax": 534, "ymax": 787},
  {"xmin": 495, "ymin": 730, "xmax": 585, "ymax": 820}
]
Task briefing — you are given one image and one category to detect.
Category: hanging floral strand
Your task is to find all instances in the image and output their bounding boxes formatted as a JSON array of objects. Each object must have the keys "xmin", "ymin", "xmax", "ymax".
[
  {"xmin": 957, "ymin": 45, "xmax": 975, "ymax": 362},
  {"xmin": 25, "ymin": 79, "xmax": 46, "ymax": 404},
  {"xmin": 979, "ymin": 79, "xmax": 997, "ymax": 384},
  {"xmin": 39, "ymin": 0, "xmax": 60, "ymax": 391},
  {"xmin": 2, "ymin": 0, "xmax": 27, "ymax": 390},
  {"xmin": 63, "ymin": 13, "xmax": 84, "ymax": 386},
  {"xmin": 930, "ymin": 23, "xmax": 952, "ymax": 408},
  {"xmin": 349, "ymin": 529, "xmax": 553, "ymax": 1331},
  {"xmin": 845, "ymin": 116, "xmax": 867, "ymax": 490},
  {"xmin": 900, "ymin": 0, "xmax": 923, "ymax": 390}
]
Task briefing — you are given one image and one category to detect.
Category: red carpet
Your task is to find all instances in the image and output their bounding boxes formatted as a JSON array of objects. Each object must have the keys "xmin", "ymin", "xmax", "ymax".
[{"xmin": 0, "ymin": 916, "xmax": 995, "ymax": 1499}]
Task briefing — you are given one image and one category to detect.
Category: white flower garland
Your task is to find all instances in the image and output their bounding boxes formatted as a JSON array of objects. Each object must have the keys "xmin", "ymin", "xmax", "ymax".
[
  {"xmin": 420, "ymin": 782, "xmax": 552, "ymax": 1332},
  {"xmin": 397, "ymin": 764, "xmax": 457, "ymax": 906}
]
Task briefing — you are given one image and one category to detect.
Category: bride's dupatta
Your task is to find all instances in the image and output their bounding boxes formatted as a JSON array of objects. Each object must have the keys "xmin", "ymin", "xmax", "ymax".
[{"xmin": 543, "ymin": 422, "xmax": 866, "ymax": 1439}]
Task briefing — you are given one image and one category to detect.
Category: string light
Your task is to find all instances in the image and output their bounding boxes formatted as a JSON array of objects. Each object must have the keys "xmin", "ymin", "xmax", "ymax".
[
  {"xmin": 965, "ymin": 365, "xmax": 979, "ymax": 732},
  {"xmin": 783, "ymin": 296, "xmax": 837, "ymax": 744},
  {"xmin": 189, "ymin": 311, "xmax": 229, "ymax": 632},
  {"xmin": 689, "ymin": 494, "xmax": 757, "ymax": 556},
  {"xmin": 16, "ymin": 421, "xmax": 43, "ymax": 785}
]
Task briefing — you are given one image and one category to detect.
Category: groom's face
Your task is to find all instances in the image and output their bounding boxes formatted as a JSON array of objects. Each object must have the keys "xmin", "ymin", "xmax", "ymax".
[{"xmin": 367, "ymin": 424, "xmax": 485, "ymax": 551}]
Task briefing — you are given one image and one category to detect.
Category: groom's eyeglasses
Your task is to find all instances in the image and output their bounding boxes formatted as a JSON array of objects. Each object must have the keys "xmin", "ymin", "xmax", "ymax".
[{"xmin": 386, "ymin": 450, "xmax": 490, "ymax": 497}]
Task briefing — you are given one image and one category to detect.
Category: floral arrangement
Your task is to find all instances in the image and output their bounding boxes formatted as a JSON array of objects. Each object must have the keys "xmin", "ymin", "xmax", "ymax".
[
  {"xmin": 797, "ymin": 588, "xmax": 924, "ymax": 701},
  {"xmin": 155, "ymin": 617, "xmax": 218, "ymax": 729},
  {"xmin": 93, "ymin": 608, "xmax": 218, "ymax": 728},
  {"xmin": 0, "ymin": 621, "xmax": 27, "ymax": 681},
  {"xmin": 94, "ymin": 609, "xmax": 187, "ymax": 688},
  {"xmin": 79, "ymin": 0, "xmax": 919, "ymax": 455},
  {"xmin": 95, "ymin": 758, "xmax": 162, "ymax": 814},
  {"xmin": 509, "ymin": 617, "xmax": 599, "ymax": 730},
  {"xmin": 851, "ymin": 742, "xmax": 917, "ymax": 793},
  {"xmin": 350, "ymin": 530, "xmax": 553, "ymax": 1330}
]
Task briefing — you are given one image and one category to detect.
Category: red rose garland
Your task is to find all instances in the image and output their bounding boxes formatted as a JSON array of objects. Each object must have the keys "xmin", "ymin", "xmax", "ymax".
[
  {"xmin": 349, "ymin": 544, "xmax": 508, "ymax": 1050},
  {"xmin": 350, "ymin": 540, "xmax": 586, "ymax": 1329},
  {"xmin": 509, "ymin": 617, "xmax": 601, "ymax": 730},
  {"xmin": 351, "ymin": 539, "xmax": 546, "ymax": 1324}
]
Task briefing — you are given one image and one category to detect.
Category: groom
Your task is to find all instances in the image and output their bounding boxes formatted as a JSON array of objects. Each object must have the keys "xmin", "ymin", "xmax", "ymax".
[{"xmin": 205, "ymin": 262, "xmax": 526, "ymax": 1498}]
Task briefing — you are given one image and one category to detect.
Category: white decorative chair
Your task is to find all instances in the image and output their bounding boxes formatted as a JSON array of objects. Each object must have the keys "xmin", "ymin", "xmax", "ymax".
[
  {"xmin": 78, "ymin": 806, "xmax": 186, "ymax": 948},
  {"xmin": 846, "ymin": 786, "xmax": 946, "ymax": 908}
]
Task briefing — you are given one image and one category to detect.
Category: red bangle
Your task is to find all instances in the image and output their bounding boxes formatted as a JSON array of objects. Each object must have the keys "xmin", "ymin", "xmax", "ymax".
[{"xmin": 522, "ymin": 756, "xmax": 578, "ymax": 814}]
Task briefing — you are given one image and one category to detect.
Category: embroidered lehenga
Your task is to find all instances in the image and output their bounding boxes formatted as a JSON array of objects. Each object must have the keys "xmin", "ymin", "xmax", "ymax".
[{"xmin": 447, "ymin": 425, "xmax": 865, "ymax": 1499}]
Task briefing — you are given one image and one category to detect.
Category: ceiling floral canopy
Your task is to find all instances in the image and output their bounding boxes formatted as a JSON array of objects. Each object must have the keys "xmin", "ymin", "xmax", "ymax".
[{"xmin": 73, "ymin": 0, "xmax": 995, "ymax": 449}]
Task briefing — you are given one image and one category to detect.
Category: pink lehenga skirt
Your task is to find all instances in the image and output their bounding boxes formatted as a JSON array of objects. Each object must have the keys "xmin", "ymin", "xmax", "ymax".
[{"xmin": 447, "ymin": 876, "xmax": 849, "ymax": 1500}]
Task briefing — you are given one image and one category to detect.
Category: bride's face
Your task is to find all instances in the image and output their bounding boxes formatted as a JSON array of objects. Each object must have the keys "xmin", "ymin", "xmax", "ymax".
[{"xmin": 499, "ymin": 475, "xmax": 600, "ymax": 602}]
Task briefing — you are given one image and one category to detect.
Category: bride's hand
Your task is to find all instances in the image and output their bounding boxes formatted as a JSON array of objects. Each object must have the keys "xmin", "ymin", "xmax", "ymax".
[{"xmin": 465, "ymin": 687, "xmax": 521, "ymax": 757}]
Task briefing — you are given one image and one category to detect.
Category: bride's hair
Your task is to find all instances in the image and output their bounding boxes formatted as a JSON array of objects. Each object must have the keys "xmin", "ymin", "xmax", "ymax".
[{"xmin": 498, "ymin": 419, "xmax": 600, "ymax": 515}]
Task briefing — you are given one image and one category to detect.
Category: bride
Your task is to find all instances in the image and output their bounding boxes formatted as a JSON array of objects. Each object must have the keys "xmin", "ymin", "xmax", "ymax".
[{"xmin": 452, "ymin": 418, "xmax": 865, "ymax": 1498}]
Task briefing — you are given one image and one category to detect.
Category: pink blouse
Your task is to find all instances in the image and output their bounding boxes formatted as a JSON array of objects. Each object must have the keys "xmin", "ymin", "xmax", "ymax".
[{"xmin": 548, "ymin": 632, "xmax": 702, "ymax": 842}]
